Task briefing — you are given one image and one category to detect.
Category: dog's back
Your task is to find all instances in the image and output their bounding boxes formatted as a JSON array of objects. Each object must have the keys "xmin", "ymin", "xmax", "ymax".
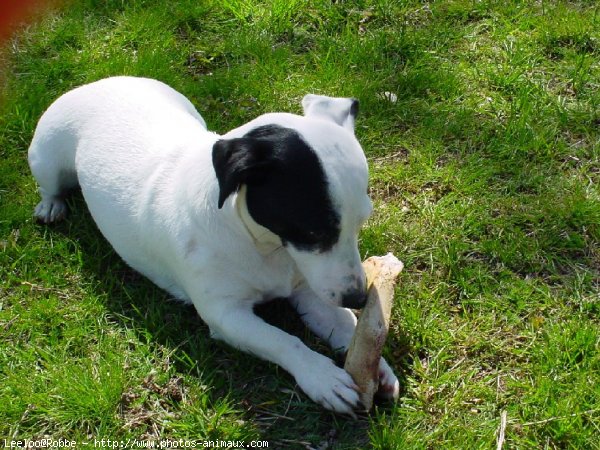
[{"xmin": 28, "ymin": 77, "xmax": 217, "ymax": 298}]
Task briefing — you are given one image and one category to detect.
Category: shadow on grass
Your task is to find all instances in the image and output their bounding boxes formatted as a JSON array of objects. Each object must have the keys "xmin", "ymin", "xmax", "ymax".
[{"xmin": 41, "ymin": 191, "xmax": 407, "ymax": 447}]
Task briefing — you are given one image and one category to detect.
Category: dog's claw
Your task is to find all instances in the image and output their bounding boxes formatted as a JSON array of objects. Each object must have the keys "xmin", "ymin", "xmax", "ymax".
[{"xmin": 335, "ymin": 392, "xmax": 359, "ymax": 417}]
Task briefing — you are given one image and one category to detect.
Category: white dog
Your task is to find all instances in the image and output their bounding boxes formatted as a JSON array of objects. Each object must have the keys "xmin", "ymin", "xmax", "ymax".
[{"xmin": 28, "ymin": 76, "xmax": 399, "ymax": 415}]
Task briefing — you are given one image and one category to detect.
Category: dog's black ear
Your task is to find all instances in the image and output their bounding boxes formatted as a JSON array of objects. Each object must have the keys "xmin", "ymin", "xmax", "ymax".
[{"xmin": 212, "ymin": 137, "xmax": 275, "ymax": 209}]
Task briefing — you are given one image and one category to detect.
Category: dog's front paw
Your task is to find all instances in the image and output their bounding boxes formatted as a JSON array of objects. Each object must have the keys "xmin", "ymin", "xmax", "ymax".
[
  {"xmin": 295, "ymin": 354, "xmax": 360, "ymax": 416},
  {"xmin": 377, "ymin": 357, "xmax": 400, "ymax": 401}
]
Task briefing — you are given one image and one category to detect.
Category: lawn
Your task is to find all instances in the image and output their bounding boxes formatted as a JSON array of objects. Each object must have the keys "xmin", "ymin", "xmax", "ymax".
[{"xmin": 1, "ymin": 0, "xmax": 599, "ymax": 448}]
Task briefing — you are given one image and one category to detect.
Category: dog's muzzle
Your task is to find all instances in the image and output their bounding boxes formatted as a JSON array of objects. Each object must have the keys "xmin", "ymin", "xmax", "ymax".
[{"xmin": 341, "ymin": 287, "xmax": 368, "ymax": 309}]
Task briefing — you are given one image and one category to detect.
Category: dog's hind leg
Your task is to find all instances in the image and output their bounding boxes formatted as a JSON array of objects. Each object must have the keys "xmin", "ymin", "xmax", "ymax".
[{"xmin": 28, "ymin": 115, "xmax": 79, "ymax": 224}]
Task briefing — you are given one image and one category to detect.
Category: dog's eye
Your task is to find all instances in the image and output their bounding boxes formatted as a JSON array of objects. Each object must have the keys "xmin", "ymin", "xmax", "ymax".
[{"xmin": 303, "ymin": 230, "xmax": 321, "ymax": 243}]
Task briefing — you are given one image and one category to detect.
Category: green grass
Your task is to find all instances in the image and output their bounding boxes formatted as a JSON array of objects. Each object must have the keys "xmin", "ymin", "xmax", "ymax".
[{"xmin": 1, "ymin": 0, "xmax": 599, "ymax": 448}]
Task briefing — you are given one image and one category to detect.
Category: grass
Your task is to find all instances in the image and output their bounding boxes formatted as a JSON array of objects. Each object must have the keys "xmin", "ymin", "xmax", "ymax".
[{"xmin": 1, "ymin": 0, "xmax": 599, "ymax": 448}]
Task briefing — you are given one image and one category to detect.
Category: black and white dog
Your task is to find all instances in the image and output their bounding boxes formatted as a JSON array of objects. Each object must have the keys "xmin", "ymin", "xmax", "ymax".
[{"xmin": 28, "ymin": 77, "xmax": 399, "ymax": 415}]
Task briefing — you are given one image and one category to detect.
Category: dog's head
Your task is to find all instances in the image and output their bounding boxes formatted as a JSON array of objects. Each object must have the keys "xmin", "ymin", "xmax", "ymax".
[{"xmin": 213, "ymin": 95, "xmax": 372, "ymax": 308}]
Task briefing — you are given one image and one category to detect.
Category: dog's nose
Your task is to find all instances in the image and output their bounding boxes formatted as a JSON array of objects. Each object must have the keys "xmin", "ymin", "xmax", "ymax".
[{"xmin": 341, "ymin": 288, "xmax": 368, "ymax": 309}]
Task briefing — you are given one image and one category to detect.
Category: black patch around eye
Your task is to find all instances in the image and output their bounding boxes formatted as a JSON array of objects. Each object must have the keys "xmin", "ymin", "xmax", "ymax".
[{"xmin": 243, "ymin": 125, "xmax": 340, "ymax": 252}]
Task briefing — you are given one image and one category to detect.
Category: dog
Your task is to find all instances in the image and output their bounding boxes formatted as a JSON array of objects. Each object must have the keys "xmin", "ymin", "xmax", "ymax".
[{"xmin": 28, "ymin": 76, "xmax": 399, "ymax": 415}]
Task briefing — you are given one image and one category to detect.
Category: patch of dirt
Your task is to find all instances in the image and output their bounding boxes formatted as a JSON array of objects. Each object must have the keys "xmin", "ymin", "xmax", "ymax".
[{"xmin": 119, "ymin": 373, "xmax": 186, "ymax": 438}]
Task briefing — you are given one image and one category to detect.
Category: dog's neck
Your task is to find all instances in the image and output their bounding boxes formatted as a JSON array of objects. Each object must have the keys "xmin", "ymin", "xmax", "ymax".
[{"xmin": 234, "ymin": 186, "xmax": 283, "ymax": 255}]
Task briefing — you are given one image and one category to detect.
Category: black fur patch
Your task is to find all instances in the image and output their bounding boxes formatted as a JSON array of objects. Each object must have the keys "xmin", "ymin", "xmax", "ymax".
[
  {"xmin": 349, "ymin": 98, "xmax": 359, "ymax": 118},
  {"xmin": 212, "ymin": 124, "xmax": 340, "ymax": 252}
]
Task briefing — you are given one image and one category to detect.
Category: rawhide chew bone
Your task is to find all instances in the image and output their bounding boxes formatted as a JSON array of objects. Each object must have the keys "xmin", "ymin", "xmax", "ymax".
[{"xmin": 344, "ymin": 252, "xmax": 403, "ymax": 411}]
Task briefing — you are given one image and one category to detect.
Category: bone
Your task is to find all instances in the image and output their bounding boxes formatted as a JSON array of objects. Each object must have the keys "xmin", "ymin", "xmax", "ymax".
[{"xmin": 344, "ymin": 252, "xmax": 403, "ymax": 411}]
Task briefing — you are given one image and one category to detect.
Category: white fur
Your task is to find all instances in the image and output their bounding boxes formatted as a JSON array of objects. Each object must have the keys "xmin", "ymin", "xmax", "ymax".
[{"xmin": 28, "ymin": 76, "xmax": 399, "ymax": 414}]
